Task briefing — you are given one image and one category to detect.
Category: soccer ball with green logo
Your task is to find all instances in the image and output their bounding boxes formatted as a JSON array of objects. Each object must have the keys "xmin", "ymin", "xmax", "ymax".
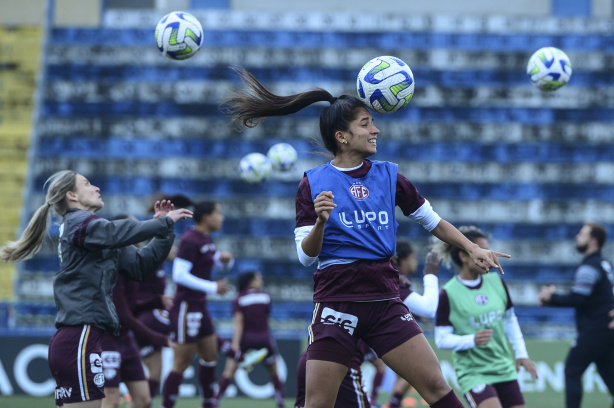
[{"xmin": 155, "ymin": 11, "xmax": 203, "ymax": 60}]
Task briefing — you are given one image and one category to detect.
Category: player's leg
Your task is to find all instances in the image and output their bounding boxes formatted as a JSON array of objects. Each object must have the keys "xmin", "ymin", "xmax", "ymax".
[
  {"xmin": 305, "ymin": 358, "xmax": 347, "ymax": 408},
  {"xmin": 116, "ymin": 335, "xmax": 151, "ymax": 408},
  {"xmin": 381, "ymin": 334, "xmax": 458, "ymax": 405},
  {"xmin": 564, "ymin": 336, "xmax": 594, "ymax": 408},
  {"xmin": 142, "ymin": 351, "xmax": 163, "ymax": 398},
  {"xmin": 366, "ymin": 300, "xmax": 461, "ymax": 407},
  {"xmin": 64, "ymin": 401, "xmax": 104, "ymax": 408},
  {"xmin": 368, "ymin": 356, "xmax": 386, "ymax": 406},
  {"xmin": 196, "ymin": 333, "xmax": 219, "ymax": 408},
  {"xmin": 387, "ymin": 375, "xmax": 413, "ymax": 408},
  {"xmin": 100, "ymin": 387, "xmax": 121, "ymax": 408},
  {"xmin": 266, "ymin": 358, "xmax": 286, "ymax": 408},
  {"xmin": 216, "ymin": 357, "xmax": 239, "ymax": 404},
  {"xmin": 124, "ymin": 380, "xmax": 152, "ymax": 408},
  {"xmin": 594, "ymin": 334, "xmax": 614, "ymax": 400}
]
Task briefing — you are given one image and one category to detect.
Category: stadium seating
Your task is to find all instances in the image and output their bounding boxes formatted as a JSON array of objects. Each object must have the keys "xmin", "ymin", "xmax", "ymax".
[{"xmin": 6, "ymin": 10, "xmax": 614, "ymax": 337}]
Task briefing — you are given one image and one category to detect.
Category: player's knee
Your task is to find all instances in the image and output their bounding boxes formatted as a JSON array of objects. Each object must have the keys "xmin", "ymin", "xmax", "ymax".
[{"xmin": 131, "ymin": 394, "xmax": 152, "ymax": 408}]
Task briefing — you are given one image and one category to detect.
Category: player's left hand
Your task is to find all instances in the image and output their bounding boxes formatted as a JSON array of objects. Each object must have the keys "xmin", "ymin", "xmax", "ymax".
[
  {"xmin": 153, "ymin": 200, "xmax": 174, "ymax": 219},
  {"xmin": 468, "ymin": 246, "xmax": 510, "ymax": 274},
  {"xmin": 516, "ymin": 358, "xmax": 539, "ymax": 379}
]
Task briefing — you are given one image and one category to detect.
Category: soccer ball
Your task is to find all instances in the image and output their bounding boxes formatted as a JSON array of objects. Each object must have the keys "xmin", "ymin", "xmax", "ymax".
[
  {"xmin": 526, "ymin": 47, "xmax": 572, "ymax": 91},
  {"xmin": 155, "ymin": 11, "xmax": 203, "ymax": 60},
  {"xmin": 239, "ymin": 153, "xmax": 272, "ymax": 184},
  {"xmin": 267, "ymin": 143, "xmax": 298, "ymax": 172},
  {"xmin": 356, "ymin": 56, "xmax": 415, "ymax": 114}
]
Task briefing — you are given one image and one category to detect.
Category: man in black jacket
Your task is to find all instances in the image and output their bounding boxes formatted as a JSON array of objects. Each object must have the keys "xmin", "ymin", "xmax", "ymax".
[{"xmin": 539, "ymin": 222, "xmax": 614, "ymax": 408}]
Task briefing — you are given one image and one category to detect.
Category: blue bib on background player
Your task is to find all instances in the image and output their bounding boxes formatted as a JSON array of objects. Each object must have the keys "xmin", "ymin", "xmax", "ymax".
[{"xmin": 306, "ymin": 160, "xmax": 398, "ymax": 261}]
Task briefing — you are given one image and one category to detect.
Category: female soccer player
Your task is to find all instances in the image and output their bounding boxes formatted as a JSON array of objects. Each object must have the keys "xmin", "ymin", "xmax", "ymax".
[
  {"xmin": 216, "ymin": 271, "xmax": 284, "ymax": 407},
  {"xmin": 0, "ymin": 170, "xmax": 192, "ymax": 408},
  {"xmin": 100, "ymin": 214, "xmax": 176, "ymax": 408},
  {"xmin": 130, "ymin": 194, "xmax": 192, "ymax": 400},
  {"xmin": 386, "ymin": 240, "xmax": 441, "ymax": 408},
  {"xmin": 161, "ymin": 200, "xmax": 234, "ymax": 408},
  {"xmin": 222, "ymin": 67, "xmax": 509, "ymax": 408},
  {"xmin": 434, "ymin": 226, "xmax": 538, "ymax": 408}
]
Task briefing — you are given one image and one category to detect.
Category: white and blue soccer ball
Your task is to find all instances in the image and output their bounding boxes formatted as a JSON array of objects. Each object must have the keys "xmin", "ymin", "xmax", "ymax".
[
  {"xmin": 155, "ymin": 11, "xmax": 203, "ymax": 60},
  {"xmin": 527, "ymin": 47, "xmax": 572, "ymax": 91},
  {"xmin": 239, "ymin": 153, "xmax": 272, "ymax": 184},
  {"xmin": 267, "ymin": 143, "xmax": 298, "ymax": 172},
  {"xmin": 356, "ymin": 55, "xmax": 415, "ymax": 114}
]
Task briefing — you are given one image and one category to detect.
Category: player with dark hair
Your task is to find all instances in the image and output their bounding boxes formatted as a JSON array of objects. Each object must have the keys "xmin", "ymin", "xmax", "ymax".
[
  {"xmin": 161, "ymin": 200, "xmax": 234, "ymax": 408},
  {"xmin": 0, "ymin": 170, "xmax": 192, "ymax": 408},
  {"xmin": 222, "ymin": 67, "xmax": 509, "ymax": 408},
  {"xmin": 386, "ymin": 240, "xmax": 441, "ymax": 408},
  {"xmin": 132, "ymin": 194, "xmax": 194, "ymax": 401},
  {"xmin": 434, "ymin": 226, "xmax": 538, "ymax": 408},
  {"xmin": 215, "ymin": 271, "xmax": 282, "ymax": 407},
  {"xmin": 100, "ymin": 214, "xmax": 177, "ymax": 408},
  {"xmin": 538, "ymin": 222, "xmax": 614, "ymax": 408}
]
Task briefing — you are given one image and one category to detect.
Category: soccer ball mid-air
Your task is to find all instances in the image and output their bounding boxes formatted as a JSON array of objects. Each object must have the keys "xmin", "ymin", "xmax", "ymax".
[
  {"xmin": 155, "ymin": 11, "xmax": 203, "ymax": 60},
  {"xmin": 239, "ymin": 153, "xmax": 272, "ymax": 184},
  {"xmin": 356, "ymin": 55, "xmax": 415, "ymax": 114},
  {"xmin": 267, "ymin": 143, "xmax": 298, "ymax": 171},
  {"xmin": 526, "ymin": 47, "xmax": 572, "ymax": 91}
]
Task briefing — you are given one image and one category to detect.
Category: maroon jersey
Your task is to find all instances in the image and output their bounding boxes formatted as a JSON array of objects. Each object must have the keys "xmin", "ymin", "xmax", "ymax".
[
  {"xmin": 232, "ymin": 289, "xmax": 271, "ymax": 336},
  {"xmin": 295, "ymin": 160, "xmax": 425, "ymax": 302},
  {"xmin": 135, "ymin": 266, "xmax": 166, "ymax": 302},
  {"xmin": 174, "ymin": 228, "xmax": 217, "ymax": 302},
  {"xmin": 399, "ymin": 274, "xmax": 412, "ymax": 301},
  {"xmin": 113, "ymin": 275, "xmax": 168, "ymax": 347}
]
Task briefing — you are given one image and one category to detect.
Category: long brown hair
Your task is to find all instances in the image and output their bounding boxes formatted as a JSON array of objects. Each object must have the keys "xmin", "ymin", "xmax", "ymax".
[
  {"xmin": 0, "ymin": 170, "xmax": 77, "ymax": 262},
  {"xmin": 221, "ymin": 66, "xmax": 371, "ymax": 156}
]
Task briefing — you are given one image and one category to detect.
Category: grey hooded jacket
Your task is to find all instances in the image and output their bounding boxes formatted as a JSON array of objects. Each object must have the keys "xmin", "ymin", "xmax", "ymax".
[{"xmin": 54, "ymin": 208, "xmax": 175, "ymax": 335}]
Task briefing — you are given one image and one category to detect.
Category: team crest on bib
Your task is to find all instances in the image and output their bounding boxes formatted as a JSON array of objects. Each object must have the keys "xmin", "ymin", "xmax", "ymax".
[
  {"xmin": 349, "ymin": 183, "xmax": 369, "ymax": 200},
  {"xmin": 474, "ymin": 294, "xmax": 488, "ymax": 305}
]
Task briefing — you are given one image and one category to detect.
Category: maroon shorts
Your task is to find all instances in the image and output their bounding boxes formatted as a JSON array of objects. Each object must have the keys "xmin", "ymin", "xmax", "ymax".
[
  {"xmin": 240, "ymin": 331, "xmax": 278, "ymax": 365},
  {"xmin": 464, "ymin": 380, "xmax": 524, "ymax": 408},
  {"xmin": 307, "ymin": 299, "xmax": 422, "ymax": 367},
  {"xmin": 134, "ymin": 309, "xmax": 171, "ymax": 357},
  {"xmin": 48, "ymin": 325, "xmax": 106, "ymax": 405},
  {"xmin": 169, "ymin": 300, "xmax": 215, "ymax": 344},
  {"xmin": 100, "ymin": 331, "xmax": 147, "ymax": 387}
]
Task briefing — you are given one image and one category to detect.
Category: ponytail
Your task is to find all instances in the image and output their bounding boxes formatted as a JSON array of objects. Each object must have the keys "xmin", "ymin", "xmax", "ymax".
[
  {"xmin": 221, "ymin": 66, "xmax": 371, "ymax": 156},
  {"xmin": 221, "ymin": 66, "xmax": 334, "ymax": 128},
  {"xmin": 0, "ymin": 170, "xmax": 77, "ymax": 262}
]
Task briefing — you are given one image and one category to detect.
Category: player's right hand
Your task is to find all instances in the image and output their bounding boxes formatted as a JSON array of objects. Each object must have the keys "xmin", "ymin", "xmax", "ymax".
[
  {"xmin": 423, "ymin": 249, "xmax": 442, "ymax": 276},
  {"xmin": 474, "ymin": 329, "xmax": 493, "ymax": 346},
  {"xmin": 216, "ymin": 278, "xmax": 232, "ymax": 295},
  {"xmin": 314, "ymin": 191, "xmax": 336, "ymax": 223}
]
